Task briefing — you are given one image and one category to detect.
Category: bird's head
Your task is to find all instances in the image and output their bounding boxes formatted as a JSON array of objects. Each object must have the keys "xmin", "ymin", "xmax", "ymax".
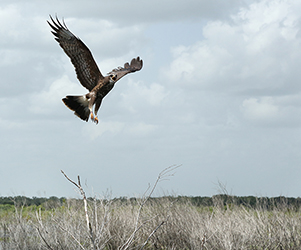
[{"xmin": 109, "ymin": 74, "xmax": 117, "ymax": 83}]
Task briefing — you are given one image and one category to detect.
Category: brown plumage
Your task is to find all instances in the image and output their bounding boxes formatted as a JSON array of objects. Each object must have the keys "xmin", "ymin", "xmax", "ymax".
[{"xmin": 47, "ymin": 15, "xmax": 143, "ymax": 124}]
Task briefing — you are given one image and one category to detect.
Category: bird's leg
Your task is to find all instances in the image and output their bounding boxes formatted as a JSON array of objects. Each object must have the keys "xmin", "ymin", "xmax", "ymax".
[
  {"xmin": 87, "ymin": 93, "xmax": 98, "ymax": 124},
  {"xmin": 93, "ymin": 98, "xmax": 102, "ymax": 125},
  {"xmin": 90, "ymin": 113, "xmax": 98, "ymax": 124},
  {"xmin": 89, "ymin": 110, "xmax": 98, "ymax": 124}
]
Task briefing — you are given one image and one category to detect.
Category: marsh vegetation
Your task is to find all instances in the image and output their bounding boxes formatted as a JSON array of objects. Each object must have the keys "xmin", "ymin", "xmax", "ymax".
[
  {"xmin": 1, "ymin": 167, "xmax": 301, "ymax": 249},
  {"xmin": 1, "ymin": 194, "xmax": 301, "ymax": 249}
]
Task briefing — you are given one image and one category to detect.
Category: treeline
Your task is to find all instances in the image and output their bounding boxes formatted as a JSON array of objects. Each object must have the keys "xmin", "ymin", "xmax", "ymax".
[
  {"xmin": 0, "ymin": 196, "xmax": 66, "ymax": 207},
  {"xmin": 184, "ymin": 195, "xmax": 301, "ymax": 210},
  {"xmin": 1, "ymin": 195, "xmax": 301, "ymax": 210}
]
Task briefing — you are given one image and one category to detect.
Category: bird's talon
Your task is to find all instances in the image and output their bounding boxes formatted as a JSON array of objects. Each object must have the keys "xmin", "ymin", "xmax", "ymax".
[{"xmin": 95, "ymin": 117, "xmax": 99, "ymax": 124}]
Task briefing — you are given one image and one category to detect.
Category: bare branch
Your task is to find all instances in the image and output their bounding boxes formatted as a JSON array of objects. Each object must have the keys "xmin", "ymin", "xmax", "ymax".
[
  {"xmin": 120, "ymin": 165, "xmax": 180, "ymax": 250},
  {"xmin": 61, "ymin": 170, "xmax": 80, "ymax": 189},
  {"xmin": 140, "ymin": 220, "xmax": 165, "ymax": 250},
  {"xmin": 61, "ymin": 170, "xmax": 96, "ymax": 250},
  {"xmin": 36, "ymin": 227, "xmax": 54, "ymax": 250}
]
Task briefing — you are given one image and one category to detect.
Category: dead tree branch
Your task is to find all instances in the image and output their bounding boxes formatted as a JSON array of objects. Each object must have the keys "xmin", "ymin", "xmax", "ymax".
[
  {"xmin": 120, "ymin": 165, "xmax": 180, "ymax": 250},
  {"xmin": 61, "ymin": 170, "xmax": 96, "ymax": 250}
]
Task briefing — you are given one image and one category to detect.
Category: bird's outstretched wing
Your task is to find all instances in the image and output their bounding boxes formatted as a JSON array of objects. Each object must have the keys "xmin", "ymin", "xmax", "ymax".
[
  {"xmin": 108, "ymin": 57, "xmax": 143, "ymax": 82},
  {"xmin": 48, "ymin": 15, "xmax": 103, "ymax": 91}
]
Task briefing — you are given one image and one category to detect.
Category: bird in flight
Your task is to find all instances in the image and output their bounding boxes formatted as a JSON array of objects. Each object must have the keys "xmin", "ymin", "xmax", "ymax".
[{"xmin": 47, "ymin": 15, "xmax": 143, "ymax": 124}]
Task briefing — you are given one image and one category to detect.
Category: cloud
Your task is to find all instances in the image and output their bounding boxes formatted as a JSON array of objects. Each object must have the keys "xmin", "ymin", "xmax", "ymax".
[
  {"xmin": 60, "ymin": 18, "xmax": 146, "ymax": 60},
  {"xmin": 160, "ymin": 0, "xmax": 301, "ymax": 131},
  {"xmin": 242, "ymin": 97, "xmax": 279, "ymax": 122},
  {"xmin": 241, "ymin": 95, "xmax": 301, "ymax": 127},
  {"xmin": 82, "ymin": 120, "xmax": 157, "ymax": 140},
  {"xmin": 163, "ymin": 42, "xmax": 232, "ymax": 90},
  {"xmin": 120, "ymin": 80, "xmax": 169, "ymax": 113},
  {"xmin": 2, "ymin": 0, "xmax": 301, "ymax": 198},
  {"xmin": 83, "ymin": 121, "xmax": 125, "ymax": 140},
  {"xmin": 55, "ymin": 0, "xmax": 243, "ymax": 24},
  {"xmin": 164, "ymin": 0, "xmax": 301, "ymax": 94},
  {"xmin": 0, "ymin": 0, "xmax": 244, "ymax": 28},
  {"xmin": 127, "ymin": 122, "xmax": 157, "ymax": 137},
  {"xmin": 28, "ymin": 75, "xmax": 82, "ymax": 116}
]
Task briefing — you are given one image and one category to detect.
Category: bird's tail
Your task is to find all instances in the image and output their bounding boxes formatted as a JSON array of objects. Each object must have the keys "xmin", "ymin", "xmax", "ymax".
[{"xmin": 62, "ymin": 95, "xmax": 90, "ymax": 122}]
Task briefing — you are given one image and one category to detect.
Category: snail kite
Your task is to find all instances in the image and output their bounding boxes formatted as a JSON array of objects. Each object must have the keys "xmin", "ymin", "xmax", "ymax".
[{"xmin": 48, "ymin": 15, "xmax": 143, "ymax": 124}]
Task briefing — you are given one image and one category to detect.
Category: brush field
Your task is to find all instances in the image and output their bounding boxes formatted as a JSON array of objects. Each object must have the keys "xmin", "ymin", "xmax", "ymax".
[{"xmin": 1, "ymin": 195, "xmax": 301, "ymax": 249}]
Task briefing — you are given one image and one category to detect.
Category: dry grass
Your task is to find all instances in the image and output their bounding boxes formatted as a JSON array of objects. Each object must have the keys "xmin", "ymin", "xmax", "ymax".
[
  {"xmin": 1, "ymin": 168, "xmax": 300, "ymax": 249},
  {"xmin": 1, "ymin": 196, "xmax": 301, "ymax": 249}
]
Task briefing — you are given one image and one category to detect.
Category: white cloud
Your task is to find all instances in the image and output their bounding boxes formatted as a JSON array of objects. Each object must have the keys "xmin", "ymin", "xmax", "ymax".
[
  {"xmin": 120, "ymin": 80, "xmax": 169, "ymax": 113},
  {"xmin": 0, "ymin": 49, "xmax": 26, "ymax": 66},
  {"xmin": 127, "ymin": 122, "xmax": 157, "ymax": 137},
  {"xmin": 62, "ymin": 18, "xmax": 146, "ymax": 59},
  {"xmin": 0, "ymin": 96, "xmax": 25, "ymax": 121},
  {"xmin": 82, "ymin": 120, "xmax": 157, "ymax": 140},
  {"xmin": 83, "ymin": 121, "xmax": 125, "ymax": 140},
  {"xmin": 28, "ymin": 75, "xmax": 83, "ymax": 115},
  {"xmin": 242, "ymin": 97, "xmax": 279, "ymax": 121},
  {"xmin": 164, "ymin": 42, "xmax": 232, "ymax": 89},
  {"xmin": 241, "ymin": 95, "xmax": 301, "ymax": 127},
  {"xmin": 164, "ymin": 0, "xmax": 301, "ymax": 94}
]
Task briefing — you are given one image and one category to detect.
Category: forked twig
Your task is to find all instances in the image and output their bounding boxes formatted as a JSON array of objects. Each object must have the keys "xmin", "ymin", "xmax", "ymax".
[
  {"xmin": 120, "ymin": 165, "xmax": 180, "ymax": 250},
  {"xmin": 61, "ymin": 170, "xmax": 96, "ymax": 250}
]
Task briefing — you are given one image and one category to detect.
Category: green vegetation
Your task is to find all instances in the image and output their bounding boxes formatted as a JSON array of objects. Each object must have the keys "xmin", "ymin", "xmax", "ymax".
[
  {"xmin": 1, "ymin": 194, "xmax": 301, "ymax": 209},
  {"xmin": 1, "ymin": 195, "xmax": 301, "ymax": 249},
  {"xmin": 0, "ymin": 196, "xmax": 66, "ymax": 207}
]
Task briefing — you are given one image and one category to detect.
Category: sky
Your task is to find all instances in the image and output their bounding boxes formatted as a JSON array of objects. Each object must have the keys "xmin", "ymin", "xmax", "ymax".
[{"xmin": 1, "ymin": 0, "xmax": 301, "ymax": 198}]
